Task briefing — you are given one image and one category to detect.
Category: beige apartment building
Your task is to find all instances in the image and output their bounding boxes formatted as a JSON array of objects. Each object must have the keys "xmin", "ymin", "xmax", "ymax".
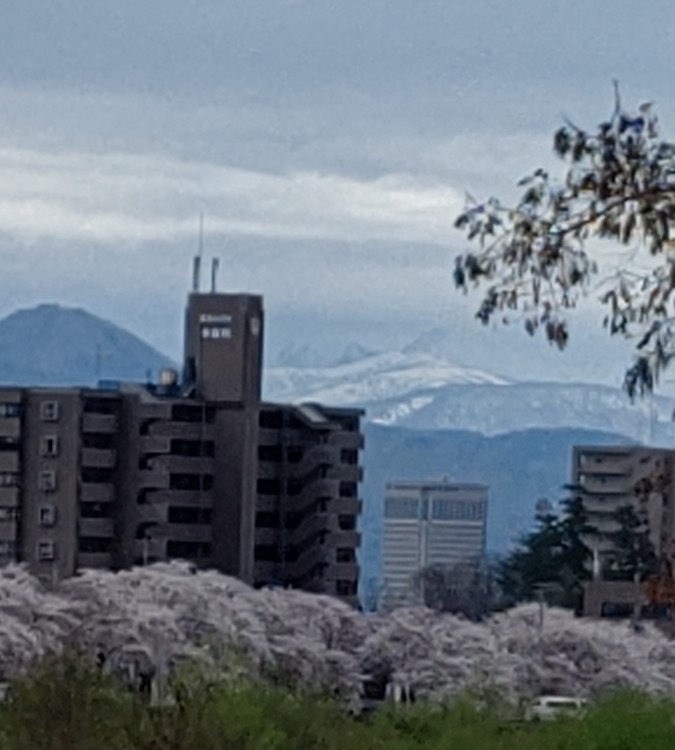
[
  {"xmin": 0, "ymin": 288, "xmax": 363, "ymax": 606},
  {"xmin": 380, "ymin": 480, "xmax": 488, "ymax": 610},
  {"xmin": 574, "ymin": 445, "xmax": 675, "ymax": 619}
]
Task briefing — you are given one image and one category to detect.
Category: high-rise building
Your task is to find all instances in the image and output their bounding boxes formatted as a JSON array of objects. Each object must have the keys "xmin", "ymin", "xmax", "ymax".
[
  {"xmin": 255, "ymin": 403, "xmax": 363, "ymax": 605},
  {"xmin": 573, "ymin": 445, "xmax": 675, "ymax": 619},
  {"xmin": 380, "ymin": 480, "xmax": 488, "ymax": 610},
  {"xmin": 0, "ymin": 287, "xmax": 364, "ymax": 605}
]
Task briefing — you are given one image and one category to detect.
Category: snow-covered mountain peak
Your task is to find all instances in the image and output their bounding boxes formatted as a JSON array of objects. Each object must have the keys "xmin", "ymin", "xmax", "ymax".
[
  {"xmin": 264, "ymin": 339, "xmax": 675, "ymax": 443},
  {"xmin": 331, "ymin": 342, "xmax": 378, "ymax": 367},
  {"xmin": 264, "ymin": 348, "xmax": 510, "ymax": 405}
]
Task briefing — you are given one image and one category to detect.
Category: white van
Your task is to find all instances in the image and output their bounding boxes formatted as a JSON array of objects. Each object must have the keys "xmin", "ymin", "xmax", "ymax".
[{"xmin": 525, "ymin": 695, "xmax": 587, "ymax": 721}]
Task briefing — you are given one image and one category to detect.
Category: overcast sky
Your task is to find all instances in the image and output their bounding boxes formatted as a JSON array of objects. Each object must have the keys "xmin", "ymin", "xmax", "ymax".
[{"xmin": 0, "ymin": 1, "xmax": 673, "ymax": 384}]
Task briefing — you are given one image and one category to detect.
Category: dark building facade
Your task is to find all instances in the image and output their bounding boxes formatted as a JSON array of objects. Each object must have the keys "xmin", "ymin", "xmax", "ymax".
[
  {"xmin": 0, "ymin": 289, "xmax": 363, "ymax": 605},
  {"xmin": 255, "ymin": 403, "xmax": 362, "ymax": 605}
]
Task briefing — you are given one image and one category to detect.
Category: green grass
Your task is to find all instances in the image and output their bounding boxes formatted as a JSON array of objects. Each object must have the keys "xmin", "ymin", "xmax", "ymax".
[{"xmin": 1, "ymin": 657, "xmax": 675, "ymax": 749}]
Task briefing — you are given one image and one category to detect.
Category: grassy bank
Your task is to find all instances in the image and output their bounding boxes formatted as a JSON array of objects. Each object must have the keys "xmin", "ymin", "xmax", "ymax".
[{"xmin": 2, "ymin": 658, "xmax": 675, "ymax": 749}]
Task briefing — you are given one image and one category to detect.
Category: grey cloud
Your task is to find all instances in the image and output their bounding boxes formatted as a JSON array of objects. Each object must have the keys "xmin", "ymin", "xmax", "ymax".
[
  {"xmin": 0, "ymin": 3, "xmax": 662, "ymax": 85},
  {"xmin": 0, "ymin": 146, "xmax": 464, "ymax": 244},
  {"xmin": 1, "ymin": 2, "xmax": 671, "ymax": 120},
  {"xmin": 0, "ymin": 0, "xmax": 671, "ymax": 385}
]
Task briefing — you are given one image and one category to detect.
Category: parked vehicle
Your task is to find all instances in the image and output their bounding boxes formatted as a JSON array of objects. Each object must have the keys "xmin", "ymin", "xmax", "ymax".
[{"xmin": 525, "ymin": 695, "xmax": 587, "ymax": 721}]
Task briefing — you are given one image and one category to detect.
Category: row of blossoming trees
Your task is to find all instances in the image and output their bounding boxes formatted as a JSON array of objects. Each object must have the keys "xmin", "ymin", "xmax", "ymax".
[{"xmin": 2, "ymin": 562, "xmax": 675, "ymax": 707}]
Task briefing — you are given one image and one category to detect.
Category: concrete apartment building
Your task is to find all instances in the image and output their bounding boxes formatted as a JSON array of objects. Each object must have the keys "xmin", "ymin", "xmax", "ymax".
[
  {"xmin": 255, "ymin": 403, "xmax": 363, "ymax": 600},
  {"xmin": 573, "ymin": 445, "xmax": 675, "ymax": 619},
  {"xmin": 0, "ymin": 286, "xmax": 363, "ymax": 605},
  {"xmin": 379, "ymin": 480, "xmax": 488, "ymax": 610}
]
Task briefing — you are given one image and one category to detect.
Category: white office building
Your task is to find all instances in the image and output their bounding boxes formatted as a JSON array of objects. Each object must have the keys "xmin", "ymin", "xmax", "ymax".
[{"xmin": 380, "ymin": 480, "xmax": 488, "ymax": 610}]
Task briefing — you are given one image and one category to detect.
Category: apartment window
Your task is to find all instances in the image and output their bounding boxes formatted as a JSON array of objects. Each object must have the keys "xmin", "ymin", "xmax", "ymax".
[
  {"xmin": 168, "ymin": 507, "xmax": 212, "ymax": 525},
  {"xmin": 171, "ymin": 404, "xmax": 214, "ymax": 423},
  {"xmin": 0, "ymin": 541, "xmax": 16, "ymax": 556},
  {"xmin": 339, "ymin": 482, "xmax": 357, "ymax": 498},
  {"xmin": 259, "ymin": 410, "xmax": 283, "ymax": 429},
  {"xmin": 0, "ymin": 437, "xmax": 19, "ymax": 451},
  {"xmin": 336, "ymin": 548, "xmax": 356, "ymax": 563},
  {"xmin": 40, "ymin": 401, "xmax": 60, "ymax": 422},
  {"xmin": 336, "ymin": 580, "xmax": 357, "ymax": 597},
  {"xmin": 432, "ymin": 499, "xmax": 485, "ymax": 522},
  {"xmin": 40, "ymin": 435, "xmax": 59, "ymax": 458},
  {"xmin": 37, "ymin": 540, "xmax": 55, "ymax": 561},
  {"xmin": 256, "ymin": 478, "xmax": 281, "ymax": 496},
  {"xmin": 38, "ymin": 505, "xmax": 56, "ymax": 527},
  {"xmin": 166, "ymin": 540, "xmax": 211, "ymax": 559},
  {"xmin": 340, "ymin": 449, "xmax": 358, "ymax": 465},
  {"xmin": 83, "ymin": 398, "xmax": 117, "ymax": 415},
  {"xmin": 287, "ymin": 479, "xmax": 303, "ymax": 495},
  {"xmin": 171, "ymin": 439, "xmax": 215, "ymax": 457},
  {"xmin": 254, "ymin": 544, "xmax": 278, "ymax": 562},
  {"xmin": 169, "ymin": 473, "xmax": 214, "ymax": 491},
  {"xmin": 38, "ymin": 470, "xmax": 57, "ymax": 492},
  {"xmin": 0, "ymin": 403, "xmax": 20, "ymax": 418},
  {"xmin": 255, "ymin": 511, "xmax": 277, "ymax": 528},
  {"xmin": 80, "ymin": 502, "xmax": 112, "ymax": 519},
  {"xmin": 0, "ymin": 472, "xmax": 18, "ymax": 488},
  {"xmin": 82, "ymin": 433, "xmax": 115, "ymax": 449},
  {"xmin": 258, "ymin": 445, "xmax": 283, "ymax": 462},
  {"xmin": 81, "ymin": 467, "xmax": 114, "ymax": 484},
  {"xmin": 0, "ymin": 507, "xmax": 17, "ymax": 522},
  {"xmin": 338, "ymin": 514, "xmax": 357, "ymax": 531},
  {"xmin": 79, "ymin": 537, "xmax": 113, "ymax": 553},
  {"xmin": 385, "ymin": 497, "xmax": 419, "ymax": 520},
  {"xmin": 286, "ymin": 447, "xmax": 303, "ymax": 463}
]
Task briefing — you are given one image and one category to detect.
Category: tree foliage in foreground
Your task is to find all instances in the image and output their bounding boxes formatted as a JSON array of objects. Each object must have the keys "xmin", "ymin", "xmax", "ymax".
[
  {"xmin": 3, "ymin": 657, "xmax": 675, "ymax": 750},
  {"xmin": 605, "ymin": 504, "xmax": 659, "ymax": 582},
  {"xmin": 454, "ymin": 85, "xmax": 675, "ymax": 396},
  {"xmin": 498, "ymin": 493, "xmax": 661, "ymax": 608},
  {"xmin": 498, "ymin": 498, "xmax": 591, "ymax": 609}
]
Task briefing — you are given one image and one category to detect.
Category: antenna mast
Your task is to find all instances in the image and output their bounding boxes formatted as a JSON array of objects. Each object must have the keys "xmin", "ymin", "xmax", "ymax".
[
  {"xmin": 191, "ymin": 213, "xmax": 204, "ymax": 292},
  {"xmin": 211, "ymin": 257, "xmax": 220, "ymax": 293}
]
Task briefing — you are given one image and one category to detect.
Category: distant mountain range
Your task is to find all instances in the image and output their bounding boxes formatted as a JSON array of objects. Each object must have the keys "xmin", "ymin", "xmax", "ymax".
[
  {"xmin": 264, "ymin": 347, "xmax": 672, "ymax": 445},
  {"xmin": 0, "ymin": 302, "xmax": 654, "ymax": 572},
  {"xmin": 0, "ymin": 304, "xmax": 173, "ymax": 386},
  {"xmin": 358, "ymin": 424, "xmax": 633, "ymax": 584},
  {"xmin": 272, "ymin": 341, "xmax": 378, "ymax": 369},
  {"xmin": 265, "ymin": 328, "xmax": 667, "ymax": 579}
]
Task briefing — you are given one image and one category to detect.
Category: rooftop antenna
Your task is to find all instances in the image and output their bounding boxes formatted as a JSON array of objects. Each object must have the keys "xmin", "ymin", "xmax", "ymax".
[
  {"xmin": 210, "ymin": 257, "xmax": 220, "ymax": 293},
  {"xmin": 192, "ymin": 213, "xmax": 204, "ymax": 292}
]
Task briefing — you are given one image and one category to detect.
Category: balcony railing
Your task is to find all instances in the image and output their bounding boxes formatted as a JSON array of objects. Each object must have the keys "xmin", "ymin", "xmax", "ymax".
[
  {"xmin": 81, "ymin": 448, "xmax": 116, "ymax": 469},
  {"xmin": 82, "ymin": 414, "xmax": 117, "ymax": 433}
]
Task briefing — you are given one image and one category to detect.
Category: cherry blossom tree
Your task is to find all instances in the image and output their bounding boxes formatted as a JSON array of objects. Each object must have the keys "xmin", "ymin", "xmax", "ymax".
[{"xmin": 2, "ymin": 562, "xmax": 675, "ymax": 708}]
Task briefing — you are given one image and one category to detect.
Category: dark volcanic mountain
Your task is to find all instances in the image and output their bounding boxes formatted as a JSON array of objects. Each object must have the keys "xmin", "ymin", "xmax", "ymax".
[{"xmin": 0, "ymin": 304, "xmax": 173, "ymax": 386}]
